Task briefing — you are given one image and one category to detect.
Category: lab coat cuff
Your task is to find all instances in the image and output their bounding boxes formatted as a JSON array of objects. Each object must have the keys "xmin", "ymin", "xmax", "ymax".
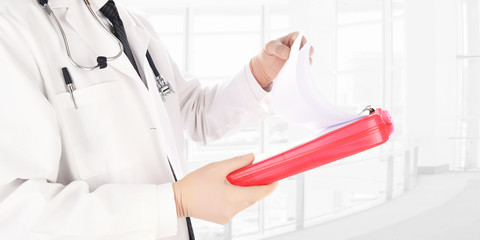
[
  {"xmin": 156, "ymin": 183, "xmax": 178, "ymax": 238},
  {"xmin": 244, "ymin": 64, "xmax": 269, "ymax": 101}
]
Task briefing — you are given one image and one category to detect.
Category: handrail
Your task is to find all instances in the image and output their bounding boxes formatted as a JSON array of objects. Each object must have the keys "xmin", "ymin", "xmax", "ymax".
[
  {"xmin": 320, "ymin": 149, "xmax": 410, "ymax": 168},
  {"xmin": 450, "ymin": 136, "xmax": 480, "ymax": 140},
  {"xmin": 457, "ymin": 55, "xmax": 480, "ymax": 59}
]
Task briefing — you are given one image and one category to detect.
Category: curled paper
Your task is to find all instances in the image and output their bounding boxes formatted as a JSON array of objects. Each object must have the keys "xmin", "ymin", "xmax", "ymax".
[{"xmin": 271, "ymin": 32, "xmax": 362, "ymax": 130}]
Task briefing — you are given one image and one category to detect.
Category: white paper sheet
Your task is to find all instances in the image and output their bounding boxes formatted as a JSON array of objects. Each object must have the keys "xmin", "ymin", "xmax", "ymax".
[{"xmin": 271, "ymin": 32, "xmax": 363, "ymax": 130}]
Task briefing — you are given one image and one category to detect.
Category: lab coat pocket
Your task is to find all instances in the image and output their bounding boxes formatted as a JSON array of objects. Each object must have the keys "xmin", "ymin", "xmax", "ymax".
[{"xmin": 55, "ymin": 80, "xmax": 154, "ymax": 180}]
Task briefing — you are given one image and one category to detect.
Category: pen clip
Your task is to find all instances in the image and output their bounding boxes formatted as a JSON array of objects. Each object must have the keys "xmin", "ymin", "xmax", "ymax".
[{"xmin": 62, "ymin": 67, "xmax": 78, "ymax": 109}]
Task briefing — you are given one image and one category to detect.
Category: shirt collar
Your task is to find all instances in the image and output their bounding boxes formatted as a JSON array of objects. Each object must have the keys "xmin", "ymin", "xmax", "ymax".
[
  {"xmin": 48, "ymin": 0, "xmax": 109, "ymax": 11},
  {"xmin": 86, "ymin": 0, "xmax": 110, "ymax": 12},
  {"xmin": 47, "ymin": 0, "xmax": 69, "ymax": 9}
]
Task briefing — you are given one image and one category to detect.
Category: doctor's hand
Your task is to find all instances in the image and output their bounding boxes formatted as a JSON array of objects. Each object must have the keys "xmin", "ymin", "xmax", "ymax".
[
  {"xmin": 172, "ymin": 153, "xmax": 277, "ymax": 225},
  {"xmin": 250, "ymin": 31, "xmax": 314, "ymax": 88}
]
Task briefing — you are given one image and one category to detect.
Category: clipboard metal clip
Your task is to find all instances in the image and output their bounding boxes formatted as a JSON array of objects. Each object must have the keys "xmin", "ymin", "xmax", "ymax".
[{"xmin": 360, "ymin": 105, "xmax": 375, "ymax": 115}]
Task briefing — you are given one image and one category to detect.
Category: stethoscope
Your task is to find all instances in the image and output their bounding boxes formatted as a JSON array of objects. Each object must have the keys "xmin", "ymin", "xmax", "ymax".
[{"xmin": 37, "ymin": 0, "xmax": 175, "ymax": 106}]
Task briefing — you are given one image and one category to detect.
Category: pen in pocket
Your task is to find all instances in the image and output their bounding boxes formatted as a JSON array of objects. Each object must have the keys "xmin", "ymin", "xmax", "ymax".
[{"xmin": 61, "ymin": 67, "xmax": 78, "ymax": 109}]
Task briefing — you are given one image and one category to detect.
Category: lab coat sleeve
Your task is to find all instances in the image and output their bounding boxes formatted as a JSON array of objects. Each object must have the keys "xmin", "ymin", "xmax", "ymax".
[
  {"xmin": 172, "ymin": 59, "xmax": 273, "ymax": 144},
  {"xmin": 0, "ymin": 15, "xmax": 177, "ymax": 240},
  {"xmin": 126, "ymin": 9, "xmax": 273, "ymax": 144}
]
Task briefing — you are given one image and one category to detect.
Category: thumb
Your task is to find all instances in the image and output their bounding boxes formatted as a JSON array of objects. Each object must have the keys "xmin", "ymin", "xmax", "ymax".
[
  {"xmin": 220, "ymin": 153, "xmax": 255, "ymax": 174},
  {"xmin": 264, "ymin": 40, "xmax": 290, "ymax": 60}
]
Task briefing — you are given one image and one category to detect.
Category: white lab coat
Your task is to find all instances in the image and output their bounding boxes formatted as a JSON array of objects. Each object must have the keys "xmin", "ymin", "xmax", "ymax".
[{"xmin": 0, "ymin": 0, "xmax": 270, "ymax": 239}]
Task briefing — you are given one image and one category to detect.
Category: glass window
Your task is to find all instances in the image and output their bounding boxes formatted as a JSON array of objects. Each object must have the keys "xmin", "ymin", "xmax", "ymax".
[
  {"xmin": 337, "ymin": 23, "xmax": 383, "ymax": 71},
  {"xmin": 148, "ymin": 9, "xmax": 187, "ymax": 70},
  {"xmin": 191, "ymin": 34, "xmax": 260, "ymax": 77},
  {"xmin": 392, "ymin": 19, "xmax": 405, "ymax": 67},
  {"xmin": 193, "ymin": 7, "xmax": 262, "ymax": 33},
  {"xmin": 128, "ymin": 1, "xmax": 410, "ymax": 239},
  {"xmin": 337, "ymin": 0, "xmax": 383, "ymax": 25},
  {"xmin": 191, "ymin": 218, "xmax": 225, "ymax": 240},
  {"xmin": 232, "ymin": 203, "xmax": 260, "ymax": 238},
  {"xmin": 149, "ymin": 11, "xmax": 185, "ymax": 34},
  {"xmin": 304, "ymin": 155, "xmax": 387, "ymax": 225},
  {"xmin": 264, "ymin": 178, "xmax": 297, "ymax": 230},
  {"xmin": 157, "ymin": 35, "xmax": 186, "ymax": 70},
  {"xmin": 454, "ymin": 0, "xmax": 480, "ymax": 170},
  {"xmin": 392, "ymin": 0, "xmax": 405, "ymax": 18},
  {"xmin": 269, "ymin": 5, "xmax": 290, "ymax": 31},
  {"xmin": 336, "ymin": 71, "xmax": 384, "ymax": 108},
  {"xmin": 461, "ymin": 0, "xmax": 480, "ymax": 55}
]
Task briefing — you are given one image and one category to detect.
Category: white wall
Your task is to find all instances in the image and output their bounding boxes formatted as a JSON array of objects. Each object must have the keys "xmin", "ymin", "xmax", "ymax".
[
  {"xmin": 405, "ymin": 0, "xmax": 458, "ymax": 167},
  {"xmin": 463, "ymin": 0, "xmax": 480, "ymax": 169}
]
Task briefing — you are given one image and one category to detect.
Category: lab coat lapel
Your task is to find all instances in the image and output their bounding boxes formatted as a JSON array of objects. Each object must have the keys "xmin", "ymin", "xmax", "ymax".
[
  {"xmin": 119, "ymin": 9, "xmax": 185, "ymax": 176},
  {"xmin": 120, "ymin": 13, "xmax": 185, "ymax": 177},
  {"xmin": 110, "ymin": 8, "xmax": 151, "ymax": 85},
  {"xmin": 63, "ymin": 1, "xmax": 141, "ymax": 83},
  {"xmin": 120, "ymin": 9, "xmax": 150, "ymax": 75}
]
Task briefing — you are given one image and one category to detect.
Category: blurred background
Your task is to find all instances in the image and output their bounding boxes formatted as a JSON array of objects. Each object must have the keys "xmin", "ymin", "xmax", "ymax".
[{"xmin": 126, "ymin": 0, "xmax": 479, "ymax": 239}]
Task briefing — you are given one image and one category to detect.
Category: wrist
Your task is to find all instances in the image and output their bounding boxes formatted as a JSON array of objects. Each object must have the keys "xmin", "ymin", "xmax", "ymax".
[
  {"xmin": 250, "ymin": 58, "xmax": 270, "ymax": 88},
  {"xmin": 172, "ymin": 182, "xmax": 185, "ymax": 219}
]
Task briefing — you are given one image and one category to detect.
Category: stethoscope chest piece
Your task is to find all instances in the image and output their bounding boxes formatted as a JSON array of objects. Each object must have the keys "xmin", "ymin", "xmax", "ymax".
[{"xmin": 156, "ymin": 75, "xmax": 175, "ymax": 102}]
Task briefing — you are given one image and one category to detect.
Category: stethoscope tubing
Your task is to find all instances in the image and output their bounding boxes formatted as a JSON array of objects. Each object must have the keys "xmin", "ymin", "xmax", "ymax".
[
  {"xmin": 39, "ymin": 0, "xmax": 124, "ymax": 70},
  {"xmin": 38, "ymin": 0, "xmax": 175, "ymax": 100}
]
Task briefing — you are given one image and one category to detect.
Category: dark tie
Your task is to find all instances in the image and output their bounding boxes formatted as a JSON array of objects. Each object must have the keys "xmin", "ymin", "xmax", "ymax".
[
  {"xmin": 100, "ymin": 2, "xmax": 195, "ymax": 239},
  {"xmin": 100, "ymin": 0, "xmax": 140, "ymax": 76}
]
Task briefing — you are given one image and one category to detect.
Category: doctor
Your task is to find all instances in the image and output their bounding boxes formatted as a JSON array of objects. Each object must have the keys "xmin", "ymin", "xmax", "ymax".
[{"xmin": 0, "ymin": 0, "xmax": 313, "ymax": 239}]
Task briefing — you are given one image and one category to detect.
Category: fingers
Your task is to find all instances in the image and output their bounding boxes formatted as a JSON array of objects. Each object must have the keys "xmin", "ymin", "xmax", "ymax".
[
  {"xmin": 309, "ymin": 45, "xmax": 314, "ymax": 65},
  {"xmin": 268, "ymin": 32, "xmax": 313, "ymax": 60},
  {"xmin": 237, "ymin": 182, "xmax": 278, "ymax": 202},
  {"xmin": 220, "ymin": 153, "xmax": 255, "ymax": 174},
  {"xmin": 281, "ymin": 31, "xmax": 308, "ymax": 48},
  {"xmin": 283, "ymin": 31, "xmax": 298, "ymax": 46},
  {"xmin": 300, "ymin": 35, "xmax": 307, "ymax": 49}
]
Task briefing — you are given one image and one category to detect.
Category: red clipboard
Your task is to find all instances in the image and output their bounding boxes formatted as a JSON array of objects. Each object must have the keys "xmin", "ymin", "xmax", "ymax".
[{"xmin": 227, "ymin": 108, "xmax": 394, "ymax": 186}]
